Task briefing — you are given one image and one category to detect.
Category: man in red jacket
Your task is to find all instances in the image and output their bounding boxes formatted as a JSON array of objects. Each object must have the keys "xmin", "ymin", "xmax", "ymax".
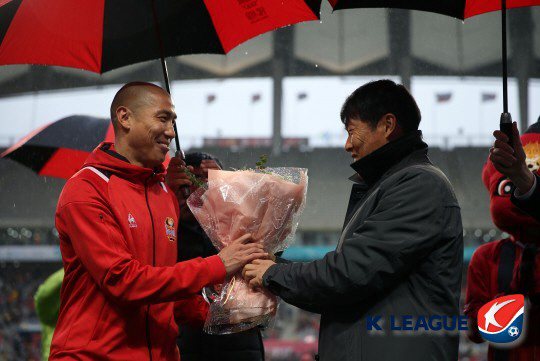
[{"xmin": 49, "ymin": 82, "xmax": 266, "ymax": 361}]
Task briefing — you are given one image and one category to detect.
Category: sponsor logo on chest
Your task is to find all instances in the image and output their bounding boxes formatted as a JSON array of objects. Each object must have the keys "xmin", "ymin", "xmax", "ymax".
[{"xmin": 128, "ymin": 213, "xmax": 137, "ymax": 228}]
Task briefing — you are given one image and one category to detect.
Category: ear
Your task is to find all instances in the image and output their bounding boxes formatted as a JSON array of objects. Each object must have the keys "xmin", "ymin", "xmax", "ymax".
[
  {"xmin": 379, "ymin": 113, "xmax": 399, "ymax": 139},
  {"xmin": 115, "ymin": 106, "xmax": 132, "ymax": 131}
]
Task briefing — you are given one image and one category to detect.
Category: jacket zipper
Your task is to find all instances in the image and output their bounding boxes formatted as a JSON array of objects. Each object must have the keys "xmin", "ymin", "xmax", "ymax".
[{"xmin": 144, "ymin": 176, "xmax": 156, "ymax": 361}]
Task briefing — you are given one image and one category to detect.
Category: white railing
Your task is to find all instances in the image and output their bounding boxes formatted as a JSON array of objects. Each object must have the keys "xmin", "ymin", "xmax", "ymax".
[{"xmin": 1, "ymin": 133, "xmax": 495, "ymax": 152}]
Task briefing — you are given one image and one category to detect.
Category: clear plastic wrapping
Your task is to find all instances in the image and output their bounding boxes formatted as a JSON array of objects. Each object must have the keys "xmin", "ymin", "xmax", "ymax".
[{"xmin": 187, "ymin": 167, "xmax": 308, "ymax": 334}]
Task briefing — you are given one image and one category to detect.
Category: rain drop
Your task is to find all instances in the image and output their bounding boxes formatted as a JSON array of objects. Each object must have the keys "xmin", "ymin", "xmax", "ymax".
[
  {"xmin": 245, "ymin": 52, "xmax": 249, "ymax": 55},
  {"xmin": 315, "ymin": 64, "xmax": 319, "ymax": 68}
]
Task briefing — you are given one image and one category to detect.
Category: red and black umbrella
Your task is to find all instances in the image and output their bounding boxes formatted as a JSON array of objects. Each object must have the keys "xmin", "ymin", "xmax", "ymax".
[
  {"xmin": 329, "ymin": 0, "xmax": 540, "ymax": 142},
  {"xmin": 328, "ymin": 0, "xmax": 537, "ymax": 19},
  {"xmin": 0, "ymin": 0, "xmax": 322, "ymax": 153},
  {"xmin": 0, "ymin": 0, "xmax": 321, "ymax": 74},
  {"xmin": 0, "ymin": 115, "xmax": 170, "ymax": 179}
]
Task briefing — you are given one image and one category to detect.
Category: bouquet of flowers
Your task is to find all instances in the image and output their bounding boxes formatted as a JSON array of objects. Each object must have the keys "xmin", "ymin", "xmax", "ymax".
[{"xmin": 187, "ymin": 166, "xmax": 308, "ymax": 334}]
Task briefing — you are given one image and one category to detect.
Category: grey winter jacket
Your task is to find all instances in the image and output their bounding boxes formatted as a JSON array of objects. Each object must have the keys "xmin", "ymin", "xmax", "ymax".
[{"xmin": 263, "ymin": 131, "xmax": 463, "ymax": 361}]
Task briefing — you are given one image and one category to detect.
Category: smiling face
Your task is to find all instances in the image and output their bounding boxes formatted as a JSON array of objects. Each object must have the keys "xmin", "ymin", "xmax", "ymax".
[
  {"xmin": 115, "ymin": 85, "xmax": 176, "ymax": 169},
  {"xmin": 344, "ymin": 117, "xmax": 391, "ymax": 162}
]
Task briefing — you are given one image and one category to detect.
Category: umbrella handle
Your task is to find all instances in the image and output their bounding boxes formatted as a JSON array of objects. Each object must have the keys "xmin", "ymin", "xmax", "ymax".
[{"xmin": 500, "ymin": 112, "xmax": 513, "ymax": 147}]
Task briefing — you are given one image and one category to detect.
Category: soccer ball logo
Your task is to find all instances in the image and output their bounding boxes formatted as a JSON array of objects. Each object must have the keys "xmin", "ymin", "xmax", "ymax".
[
  {"xmin": 508, "ymin": 326, "xmax": 519, "ymax": 337},
  {"xmin": 478, "ymin": 294, "xmax": 525, "ymax": 344}
]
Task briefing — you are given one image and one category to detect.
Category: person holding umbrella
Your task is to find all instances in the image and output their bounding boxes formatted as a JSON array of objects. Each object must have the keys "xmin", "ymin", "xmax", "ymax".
[
  {"xmin": 465, "ymin": 120, "xmax": 540, "ymax": 361},
  {"xmin": 49, "ymin": 82, "xmax": 267, "ymax": 361},
  {"xmin": 490, "ymin": 119, "xmax": 540, "ymax": 220}
]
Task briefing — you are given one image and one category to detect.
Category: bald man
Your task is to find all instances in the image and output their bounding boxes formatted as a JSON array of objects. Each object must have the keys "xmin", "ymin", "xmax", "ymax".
[{"xmin": 49, "ymin": 82, "xmax": 266, "ymax": 361}]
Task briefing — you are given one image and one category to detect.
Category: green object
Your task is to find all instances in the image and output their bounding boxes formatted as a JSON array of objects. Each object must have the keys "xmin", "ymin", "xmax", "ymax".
[
  {"xmin": 183, "ymin": 168, "xmax": 206, "ymax": 188},
  {"xmin": 34, "ymin": 268, "xmax": 64, "ymax": 360},
  {"xmin": 255, "ymin": 154, "xmax": 268, "ymax": 170}
]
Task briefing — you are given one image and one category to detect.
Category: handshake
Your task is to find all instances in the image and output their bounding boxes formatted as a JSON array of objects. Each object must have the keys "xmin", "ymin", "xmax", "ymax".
[{"xmin": 217, "ymin": 233, "xmax": 276, "ymax": 289}]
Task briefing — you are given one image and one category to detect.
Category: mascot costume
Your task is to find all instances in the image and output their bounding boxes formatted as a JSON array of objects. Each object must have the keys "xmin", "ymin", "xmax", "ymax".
[{"xmin": 465, "ymin": 122, "xmax": 540, "ymax": 361}]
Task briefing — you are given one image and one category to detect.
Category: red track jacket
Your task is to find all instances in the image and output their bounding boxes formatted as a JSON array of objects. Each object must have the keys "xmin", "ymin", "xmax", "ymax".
[{"xmin": 49, "ymin": 143, "xmax": 226, "ymax": 361}]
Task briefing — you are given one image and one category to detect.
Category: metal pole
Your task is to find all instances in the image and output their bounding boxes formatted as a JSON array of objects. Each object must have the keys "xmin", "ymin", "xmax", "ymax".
[
  {"xmin": 501, "ymin": 0, "xmax": 508, "ymax": 113},
  {"xmin": 272, "ymin": 28, "xmax": 292, "ymax": 156},
  {"xmin": 388, "ymin": 9, "xmax": 412, "ymax": 89},
  {"xmin": 150, "ymin": 0, "xmax": 181, "ymax": 152},
  {"xmin": 510, "ymin": 8, "xmax": 533, "ymax": 130},
  {"xmin": 499, "ymin": 0, "xmax": 513, "ymax": 145}
]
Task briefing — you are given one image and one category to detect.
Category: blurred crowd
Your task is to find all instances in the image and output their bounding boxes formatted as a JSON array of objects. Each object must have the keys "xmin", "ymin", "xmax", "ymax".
[
  {"xmin": 0, "ymin": 228, "xmax": 59, "ymax": 246},
  {"xmin": 0, "ymin": 262, "xmax": 489, "ymax": 361},
  {"xmin": 0, "ymin": 227, "xmax": 508, "ymax": 248},
  {"xmin": 0, "ymin": 263, "xmax": 58, "ymax": 361}
]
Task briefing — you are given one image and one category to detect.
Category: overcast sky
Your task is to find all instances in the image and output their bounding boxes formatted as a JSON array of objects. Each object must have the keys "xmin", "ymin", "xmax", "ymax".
[{"xmin": 1, "ymin": 76, "xmax": 538, "ymax": 149}]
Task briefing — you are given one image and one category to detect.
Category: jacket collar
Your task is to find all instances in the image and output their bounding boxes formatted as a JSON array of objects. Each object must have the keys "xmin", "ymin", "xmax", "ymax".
[
  {"xmin": 349, "ymin": 130, "xmax": 427, "ymax": 187},
  {"xmin": 100, "ymin": 143, "xmax": 131, "ymax": 163},
  {"xmin": 82, "ymin": 142, "xmax": 166, "ymax": 183}
]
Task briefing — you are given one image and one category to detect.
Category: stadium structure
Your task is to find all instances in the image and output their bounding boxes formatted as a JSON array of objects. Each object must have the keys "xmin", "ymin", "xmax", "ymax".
[{"xmin": 2, "ymin": 3, "xmax": 539, "ymax": 360}]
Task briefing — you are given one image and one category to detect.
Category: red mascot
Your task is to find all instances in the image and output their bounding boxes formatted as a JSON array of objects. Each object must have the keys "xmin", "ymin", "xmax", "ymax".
[{"xmin": 465, "ymin": 122, "xmax": 540, "ymax": 361}]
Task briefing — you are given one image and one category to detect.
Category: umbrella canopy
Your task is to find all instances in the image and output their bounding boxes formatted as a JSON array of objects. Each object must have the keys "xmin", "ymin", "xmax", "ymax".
[
  {"xmin": 328, "ymin": 0, "xmax": 539, "ymax": 19},
  {"xmin": 0, "ymin": 115, "xmax": 170, "ymax": 179},
  {"xmin": 0, "ymin": 0, "xmax": 322, "ymax": 156},
  {"xmin": 328, "ymin": 0, "xmax": 540, "ymax": 142},
  {"xmin": 0, "ymin": 0, "xmax": 321, "ymax": 74}
]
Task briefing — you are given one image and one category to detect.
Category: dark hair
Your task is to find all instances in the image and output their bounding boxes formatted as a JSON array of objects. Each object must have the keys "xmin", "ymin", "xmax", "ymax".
[
  {"xmin": 185, "ymin": 152, "xmax": 223, "ymax": 169},
  {"xmin": 340, "ymin": 79, "xmax": 421, "ymax": 132}
]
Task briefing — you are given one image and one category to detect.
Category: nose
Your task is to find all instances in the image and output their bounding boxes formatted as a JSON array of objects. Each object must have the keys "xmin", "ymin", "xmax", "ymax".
[
  {"xmin": 165, "ymin": 122, "xmax": 176, "ymax": 139},
  {"xmin": 344, "ymin": 136, "xmax": 352, "ymax": 153}
]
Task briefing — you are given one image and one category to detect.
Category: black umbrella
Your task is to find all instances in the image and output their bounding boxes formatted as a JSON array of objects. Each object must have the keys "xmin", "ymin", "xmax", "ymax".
[{"xmin": 329, "ymin": 0, "xmax": 540, "ymax": 143}]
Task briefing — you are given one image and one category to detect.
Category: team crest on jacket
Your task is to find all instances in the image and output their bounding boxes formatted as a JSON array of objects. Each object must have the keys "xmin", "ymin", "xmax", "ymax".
[
  {"xmin": 165, "ymin": 217, "xmax": 176, "ymax": 242},
  {"xmin": 478, "ymin": 294, "xmax": 525, "ymax": 345}
]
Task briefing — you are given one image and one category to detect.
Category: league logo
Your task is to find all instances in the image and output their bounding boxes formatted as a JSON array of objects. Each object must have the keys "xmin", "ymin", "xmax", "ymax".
[{"xmin": 478, "ymin": 294, "xmax": 525, "ymax": 345}]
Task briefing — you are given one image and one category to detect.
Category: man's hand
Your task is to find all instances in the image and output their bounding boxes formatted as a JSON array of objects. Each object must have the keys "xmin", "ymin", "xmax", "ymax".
[
  {"xmin": 490, "ymin": 121, "xmax": 535, "ymax": 194},
  {"xmin": 218, "ymin": 234, "xmax": 268, "ymax": 277},
  {"xmin": 165, "ymin": 156, "xmax": 193, "ymax": 195},
  {"xmin": 242, "ymin": 259, "xmax": 276, "ymax": 289}
]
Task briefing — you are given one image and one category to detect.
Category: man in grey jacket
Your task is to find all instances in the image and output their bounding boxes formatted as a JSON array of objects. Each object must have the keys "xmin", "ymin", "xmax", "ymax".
[{"xmin": 243, "ymin": 80, "xmax": 463, "ymax": 361}]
